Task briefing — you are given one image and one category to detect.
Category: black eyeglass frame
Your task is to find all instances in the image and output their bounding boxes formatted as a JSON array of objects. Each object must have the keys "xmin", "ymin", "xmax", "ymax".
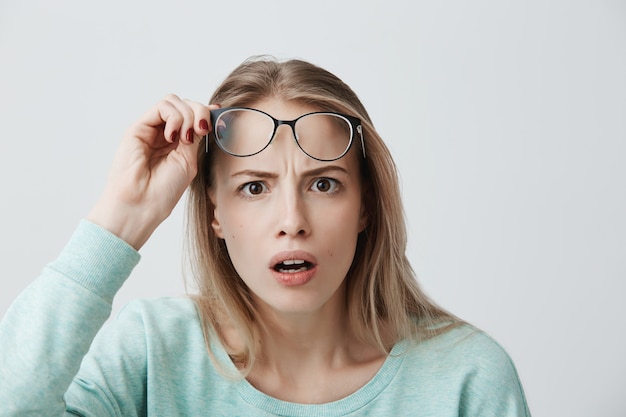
[{"xmin": 205, "ymin": 107, "xmax": 366, "ymax": 161}]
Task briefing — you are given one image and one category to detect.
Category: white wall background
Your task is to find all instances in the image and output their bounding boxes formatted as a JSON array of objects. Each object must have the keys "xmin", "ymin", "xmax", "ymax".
[{"xmin": 1, "ymin": 1, "xmax": 625, "ymax": 415}]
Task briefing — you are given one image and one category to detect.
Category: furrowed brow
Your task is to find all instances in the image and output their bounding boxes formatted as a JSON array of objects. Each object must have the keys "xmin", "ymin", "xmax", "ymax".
[
  {"xmin": 230, "ymin": 166, "xmax": 350, "ymax": 180},
  {"xmin": 302, "ymin": 165, "xmax": 350, "ymax": 177},
  {"xmin": 231, "ymin": 170, "xmax": 279, "ymax": 179}
]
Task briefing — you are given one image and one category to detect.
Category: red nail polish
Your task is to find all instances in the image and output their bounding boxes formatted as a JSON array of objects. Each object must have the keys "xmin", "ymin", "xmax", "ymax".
[
  {"xmin": 186, "ymin": 128, "xmax": 194, "ymax": 143},
  {"xmin": 199, "ymin": 119, "xmax": 209, "ymax": 131},
  {"xmin": 171, "ymin": 130, "xmax": 179, "ymax": 142}
]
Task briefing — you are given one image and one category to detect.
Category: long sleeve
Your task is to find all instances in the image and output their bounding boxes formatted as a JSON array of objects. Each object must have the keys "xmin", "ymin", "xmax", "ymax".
[{"xmin": 0, "ymin": 221, "xmax": 140, "ymax": 416}]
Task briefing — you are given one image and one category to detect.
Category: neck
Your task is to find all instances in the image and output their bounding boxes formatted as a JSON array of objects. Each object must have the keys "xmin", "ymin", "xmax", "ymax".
[
  {"xmin": 253, "ymin": 287, "xmax": 353, "ymax": 371},
  {"xmin": 242, "ymin": 285, "xmax": 390, "ymax": 404}
]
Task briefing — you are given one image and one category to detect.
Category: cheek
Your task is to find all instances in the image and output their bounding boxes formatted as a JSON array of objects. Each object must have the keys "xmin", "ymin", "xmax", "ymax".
[
  {"xmin": 314, "ymin": 201, "xmax": 362, "ymax": 244},
  {"xmin": 218, "ymin": 201, "xmax": 269, "ymax": 247}
]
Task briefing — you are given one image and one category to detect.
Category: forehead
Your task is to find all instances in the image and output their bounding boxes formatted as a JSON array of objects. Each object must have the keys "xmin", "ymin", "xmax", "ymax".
[{"xmin": 247, "ymin": 98, "xmax": 319, "ymax": 119}]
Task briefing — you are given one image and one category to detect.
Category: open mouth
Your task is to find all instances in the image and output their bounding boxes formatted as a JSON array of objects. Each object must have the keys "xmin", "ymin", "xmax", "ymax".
[{"xmin": 273, "ymin": 259, "xmax": 314, "ymax": 274}]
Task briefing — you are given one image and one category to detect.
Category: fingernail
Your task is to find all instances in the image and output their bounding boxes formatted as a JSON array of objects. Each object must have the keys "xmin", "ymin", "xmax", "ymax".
[
  {"xmin": 171, "ymin": 130, "xmax": 179, "ymax": 142},
  {"xmin": 199, "ymin": 119, "xmax": 209, "ymax": 131},
  {"xmin": 186, "ymin": 128, "xmax": 194, "ymax": 143}
]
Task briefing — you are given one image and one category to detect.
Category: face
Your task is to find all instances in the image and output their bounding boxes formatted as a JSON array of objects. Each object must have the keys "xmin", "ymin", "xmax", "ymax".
[{"xmin": 209, "ymin": 99, "xmax": 367, "ymax": 317}]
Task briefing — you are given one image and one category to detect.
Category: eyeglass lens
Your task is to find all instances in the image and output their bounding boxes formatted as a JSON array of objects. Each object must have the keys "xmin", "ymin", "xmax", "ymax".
[{"xmin": 214, "ymin": 109, "xmax": 353, "ymax": 161}]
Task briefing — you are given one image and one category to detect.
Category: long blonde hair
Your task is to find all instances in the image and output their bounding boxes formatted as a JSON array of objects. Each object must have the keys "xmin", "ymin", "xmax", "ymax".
[{"xmin": 186, "ymin": 56, "xmax": 458, "ymax": 375}]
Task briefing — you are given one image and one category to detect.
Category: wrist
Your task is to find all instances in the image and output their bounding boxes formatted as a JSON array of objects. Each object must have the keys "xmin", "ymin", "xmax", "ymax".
[{"xmin": 86, "ymin": 199, "xmax": 160, "ymax": 250}]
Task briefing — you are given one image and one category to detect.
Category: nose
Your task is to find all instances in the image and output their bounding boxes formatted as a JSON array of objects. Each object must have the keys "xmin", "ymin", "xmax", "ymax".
[{"xmin": 276, "ymin": 186, "xmax": 311, "ymax": 239}]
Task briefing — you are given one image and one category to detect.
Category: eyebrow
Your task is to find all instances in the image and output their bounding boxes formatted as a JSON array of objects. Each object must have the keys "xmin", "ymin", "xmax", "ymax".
[{"xmin": 231, "ymin": 165, "xmax": 351, "ymax": 179}]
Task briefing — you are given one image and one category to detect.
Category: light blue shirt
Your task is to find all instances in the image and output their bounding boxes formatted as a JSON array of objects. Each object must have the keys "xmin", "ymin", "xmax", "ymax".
[{"xmin": 0, "ymin": 221, "xmax": 531, "ymax": 416}]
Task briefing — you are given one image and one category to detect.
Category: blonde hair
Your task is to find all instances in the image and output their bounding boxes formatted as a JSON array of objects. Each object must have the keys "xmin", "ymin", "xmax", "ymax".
[{"xmin": 186, "ymin": 56, "xmax": 458, "ymax": 375}]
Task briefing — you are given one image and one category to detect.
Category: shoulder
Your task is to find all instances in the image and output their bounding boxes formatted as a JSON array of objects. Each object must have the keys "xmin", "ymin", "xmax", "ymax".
[
  {"xmin": 66, "ymin": 297, "xmax": 227, "ymax": 414},
  {"xmin": 81, "ymin": 296, "xmax": 210, "ymax": 376},
  {"xmin": 406, "ymin": 324, "xmax": 520, "ymax": 381},
  {"xmin": 424, "ymin": 324, "xmax": 515, "ymax": 366},
  {"xmin": 396, "ymin": 324, "xmax": 530, "ymax": 416},
  {"xmin": 116, "ymin": 295, "xmax": 200, "ymax": 318},
  {"xmin": 112, "ymin": 296, "xmax": 204, "ymax": 337}
]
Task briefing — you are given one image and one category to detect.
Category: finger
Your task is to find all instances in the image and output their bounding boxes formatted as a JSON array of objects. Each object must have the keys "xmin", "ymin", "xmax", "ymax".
[
  {"xmin": 137, "ymin": 97, "xmax": 184, "ymax": 144},
  {"xmin": 206, "ymin": 103, "xmax": 221, "ymax": 128},
  {"xmin": 163, "ymin": 94, "xmax": 198, "ymax": 145},
  {"xmin": 184, "ymin": 100, "xmax": 214, "ymax": 139},
  {"xmin": 167, "ymin": 99, "xmax": 212, "ymax": 173}
]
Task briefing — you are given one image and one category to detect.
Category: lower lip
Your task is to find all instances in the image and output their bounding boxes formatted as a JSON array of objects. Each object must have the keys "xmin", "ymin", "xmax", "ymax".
[{"xmin": 271, "ymin": 265, "xmax": 317, "ymax": 287}]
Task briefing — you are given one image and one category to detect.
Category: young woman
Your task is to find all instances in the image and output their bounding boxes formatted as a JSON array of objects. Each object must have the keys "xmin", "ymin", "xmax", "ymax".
[{"xmin": 0, "ymin": 57, "xmax": 531, "ymax": 416}]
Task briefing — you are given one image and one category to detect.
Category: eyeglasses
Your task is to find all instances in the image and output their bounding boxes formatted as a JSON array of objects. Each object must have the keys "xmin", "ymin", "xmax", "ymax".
[{"xmin": 206, "ymin": 107, "xmax": 365, "ymax": 161}]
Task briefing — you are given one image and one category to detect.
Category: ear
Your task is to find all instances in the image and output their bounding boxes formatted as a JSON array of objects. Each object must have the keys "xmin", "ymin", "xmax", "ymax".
[{"xmin": 208, "ymin": 190, "xmax": 225, "ymax": 239}]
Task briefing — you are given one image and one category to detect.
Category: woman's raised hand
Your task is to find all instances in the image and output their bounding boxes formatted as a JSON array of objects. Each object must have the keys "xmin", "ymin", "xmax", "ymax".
[{"xmin": 87, "ymin": 95, "xmax": 217, "ymax": 250}]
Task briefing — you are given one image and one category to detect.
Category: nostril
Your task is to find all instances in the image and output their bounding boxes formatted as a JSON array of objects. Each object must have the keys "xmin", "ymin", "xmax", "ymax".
[
  {"xmin": 278, "ymin": 229, "xmax": 306, "ymax": 236},
  {"xmin": 277, "ymin": 207, "xmax": 310, "ymax": 237}
]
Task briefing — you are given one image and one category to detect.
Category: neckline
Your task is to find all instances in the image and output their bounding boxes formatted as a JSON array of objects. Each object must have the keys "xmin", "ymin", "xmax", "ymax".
[{"xmin": 210, "ymin": 333, "xmax": 408, "ymax": 417}]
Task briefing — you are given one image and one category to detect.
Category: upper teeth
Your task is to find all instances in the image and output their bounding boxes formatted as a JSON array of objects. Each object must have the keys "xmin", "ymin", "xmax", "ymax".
[{"xmin": 282, "ymin": 260, "xmax": 305, "ymax": 265}]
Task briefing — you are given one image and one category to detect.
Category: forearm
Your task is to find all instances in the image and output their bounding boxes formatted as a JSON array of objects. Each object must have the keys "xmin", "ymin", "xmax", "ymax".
[{"xmin": 0, "ymin": 221, "xmax": 140, "ymax": 415}]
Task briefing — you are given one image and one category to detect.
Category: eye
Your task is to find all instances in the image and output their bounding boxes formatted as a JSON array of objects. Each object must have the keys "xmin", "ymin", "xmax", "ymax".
[
  {"xmin": 311, "ymin": 178, "xmax": 339, "ymax": 193},
  {"xmin": 241, "ymin": 181, "xmax": 267, "ymax": 196}
]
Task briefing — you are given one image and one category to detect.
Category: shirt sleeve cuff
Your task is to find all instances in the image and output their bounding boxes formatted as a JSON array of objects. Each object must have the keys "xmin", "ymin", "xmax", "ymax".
[{"xmin": 47, "ymin": 219, "xmax": 141, "ymax": 304}]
